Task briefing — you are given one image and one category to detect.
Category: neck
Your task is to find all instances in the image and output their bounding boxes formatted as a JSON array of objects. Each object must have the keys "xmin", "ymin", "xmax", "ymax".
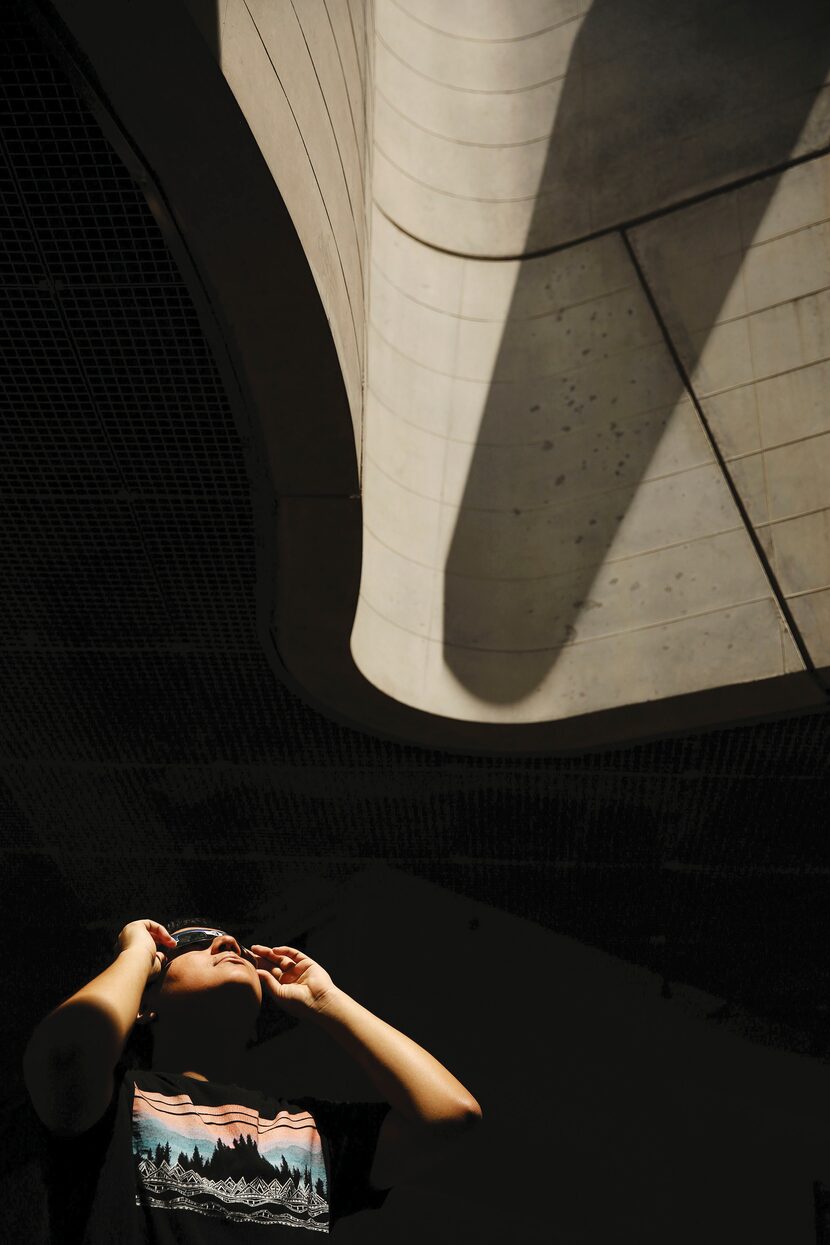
[
  {"xmin": 151, "ymin": 1021, "xmax": 253, "ymax": 1085},
  {"xmin": 150, "ymin": 1043, "xmax": 248, "ymax": 1085}
]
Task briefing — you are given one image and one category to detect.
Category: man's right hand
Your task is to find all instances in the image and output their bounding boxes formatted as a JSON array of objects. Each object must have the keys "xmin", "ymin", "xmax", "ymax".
[{"xmin": 114, "ymin": 919, "xmax": 178, "ymax": 983}]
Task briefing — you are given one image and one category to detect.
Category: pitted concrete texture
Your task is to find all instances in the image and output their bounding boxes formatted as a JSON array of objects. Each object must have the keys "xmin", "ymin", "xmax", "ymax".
[
  {"xmin": 352, "ymin": 208, "xmax": 793, "ymax": 718},
  {"xmin": 630, "ymin": 154, "xmax": 830, "ymax": 673},
  {"xmin": 350, "ymin": 0, "xmax": 830, "ymax": 723}
]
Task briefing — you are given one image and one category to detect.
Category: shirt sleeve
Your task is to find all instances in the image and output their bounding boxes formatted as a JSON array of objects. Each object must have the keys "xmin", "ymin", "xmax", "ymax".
[{"xmin": 297, "ymin": 1096, "xmax": 393, "ymax": 1224}]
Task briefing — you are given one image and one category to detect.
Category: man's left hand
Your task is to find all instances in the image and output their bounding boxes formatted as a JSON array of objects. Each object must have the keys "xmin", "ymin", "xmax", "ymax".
[{"xmin": 251, "ymin": 945, "xmax": 337, "ymax": 1018}]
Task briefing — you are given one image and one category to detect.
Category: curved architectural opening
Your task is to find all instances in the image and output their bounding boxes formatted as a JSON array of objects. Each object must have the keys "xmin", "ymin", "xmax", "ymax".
[
  {"xmin": 352, "ymin": 0, "xmax": 830, "ymax": 733},
  {"xmin": 46, "ymin": 0, "xmax": 830, "ymax": 750}
]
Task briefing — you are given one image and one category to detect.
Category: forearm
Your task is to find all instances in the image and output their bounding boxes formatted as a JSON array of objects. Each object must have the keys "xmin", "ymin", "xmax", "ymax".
[
  {"xmin": 311, "ymin": 988, "xmax": 481, "ymax": 1127},
  {"xmin": 26, "ymin": 945, "xmax": 151, "ymax": 1070}
]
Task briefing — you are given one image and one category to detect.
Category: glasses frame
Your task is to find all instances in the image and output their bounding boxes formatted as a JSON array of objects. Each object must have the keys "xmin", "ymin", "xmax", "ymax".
[{"xmin": 163, "ymin": 927, "xmax": 257, "ymax": 967}]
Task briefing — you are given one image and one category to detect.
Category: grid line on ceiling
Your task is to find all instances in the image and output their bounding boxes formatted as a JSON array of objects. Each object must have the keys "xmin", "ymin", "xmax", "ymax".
[{"xmin": 0, "ymin": 26, "xmax": 180, "ymax": 287}]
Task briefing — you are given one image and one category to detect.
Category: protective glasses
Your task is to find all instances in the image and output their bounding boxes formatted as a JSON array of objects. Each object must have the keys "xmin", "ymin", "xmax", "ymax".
[{"xmin": 163, "ymin": 927, "xmax": 257, "ymax": 967}]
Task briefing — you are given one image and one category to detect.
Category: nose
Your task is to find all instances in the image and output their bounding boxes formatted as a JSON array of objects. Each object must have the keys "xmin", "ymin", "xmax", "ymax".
[{"xmin": 213, "ymin": 934, "xmax": 254, "ymax": 964}]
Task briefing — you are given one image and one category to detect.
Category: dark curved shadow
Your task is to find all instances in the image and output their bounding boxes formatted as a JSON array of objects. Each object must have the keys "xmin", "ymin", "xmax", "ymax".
[{"xmin": 444, "ymin": 0, "xmax": 830, "ymax": 703}]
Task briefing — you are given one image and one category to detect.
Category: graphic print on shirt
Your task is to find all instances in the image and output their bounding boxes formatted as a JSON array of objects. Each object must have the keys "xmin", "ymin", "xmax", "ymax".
[{"xmin": 131, "ymin": 1086, "xmax": 330, "ymax": 1231}]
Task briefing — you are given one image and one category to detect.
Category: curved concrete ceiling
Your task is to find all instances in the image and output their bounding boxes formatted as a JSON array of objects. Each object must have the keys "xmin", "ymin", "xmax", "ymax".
[
  {"xmin": 48, "ymin": 0, "xmax": 830, "ymax": 749},
  {"xmin": 353, "ymin": 0, "xmax": 830, "ymax": 728}
]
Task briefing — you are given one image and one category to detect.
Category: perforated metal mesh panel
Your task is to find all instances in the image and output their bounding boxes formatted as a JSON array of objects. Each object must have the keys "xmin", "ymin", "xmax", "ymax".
[
  {"xmin": 0, "ymin": 2, "xmax": 254, "ymax": 656},
  {"xmin": 0, "ymin": 0, "xmax": 829, "ymax": 1078}
]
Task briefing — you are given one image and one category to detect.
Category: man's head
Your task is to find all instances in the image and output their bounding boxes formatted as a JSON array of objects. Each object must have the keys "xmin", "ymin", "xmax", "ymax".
[{"xmin": 133, "ymin": 917, "xmax": 264, "ymax": 1080}]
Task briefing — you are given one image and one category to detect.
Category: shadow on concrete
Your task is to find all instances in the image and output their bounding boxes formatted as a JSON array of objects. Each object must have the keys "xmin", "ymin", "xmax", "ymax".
[{"xmin": 444, "ymin": 0, "xmax": 830, "ymax": 704}]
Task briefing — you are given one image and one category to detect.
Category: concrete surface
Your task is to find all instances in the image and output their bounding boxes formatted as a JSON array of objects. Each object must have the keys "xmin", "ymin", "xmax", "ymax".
[{"xmin": 351, "ymin": 0, "xmax": 830, "ymax": 725}]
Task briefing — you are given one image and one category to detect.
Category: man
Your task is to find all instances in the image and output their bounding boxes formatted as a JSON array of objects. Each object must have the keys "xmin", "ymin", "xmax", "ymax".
[{"xmin": 23, "ymin": 916, "xmax": 482, "ymax": 1241}]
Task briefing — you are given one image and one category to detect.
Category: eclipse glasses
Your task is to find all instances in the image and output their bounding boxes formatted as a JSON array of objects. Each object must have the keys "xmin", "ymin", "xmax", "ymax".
[{"xmin": 163, "ymin": 927, "xmax": 257, "ymax": 967}]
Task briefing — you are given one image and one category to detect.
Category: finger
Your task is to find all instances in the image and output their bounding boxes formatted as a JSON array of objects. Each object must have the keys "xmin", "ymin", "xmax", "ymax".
[
  {"xmin": 257, "ymin": 968, "xmax": 286, "ymax": 986},
  {"xmin": 253, "ymin": 948, "xmax": 296, "ymax": 964},
  {"xmin": 260, "ymin": 951, "xmax": 304, "ymax": 971}
]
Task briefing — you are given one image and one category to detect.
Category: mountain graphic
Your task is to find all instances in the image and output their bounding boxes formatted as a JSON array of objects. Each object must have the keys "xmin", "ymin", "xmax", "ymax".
[
  {"xmin": 134, "ymin": 1129, "xmax": 327, "ymax": 1200},
  {"xmin": 133, "ymin": 1131, "xmax": 330, "ymax": 1230},
  {"xmin": 130, "ymin": 1084, "xmax": 331, "ymax": 1229}
]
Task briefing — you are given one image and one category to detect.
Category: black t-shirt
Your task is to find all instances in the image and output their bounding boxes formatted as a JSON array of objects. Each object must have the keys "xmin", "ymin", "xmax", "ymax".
[{"xmin": 32, "ymin": 1063, "xmax": 393, "ymax": 1242}]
